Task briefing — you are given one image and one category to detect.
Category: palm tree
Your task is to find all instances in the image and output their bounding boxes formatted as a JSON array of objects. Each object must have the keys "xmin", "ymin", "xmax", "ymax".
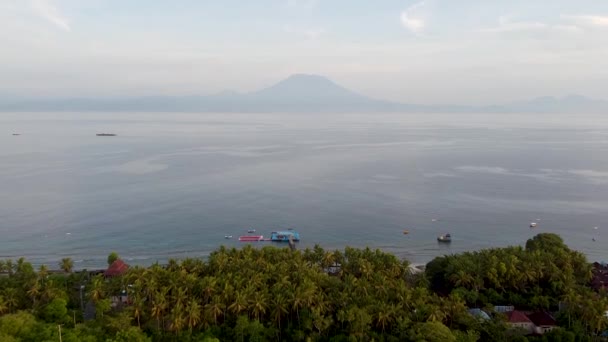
[
  {"xmin": 38, "ymin": 265, "xmax": 49, "ymax": 279},
  {"xmin": 5, "ymin": 259, "xmax": 14, "ymax": 276},
  {"xmin": 0, "ymin": 296, "xmax": 8, "ymax": 314},
  {"xmin": 205, "ymin": 295, "xmax": 224, "ymax": 325},
  {"xmin": 449, "ymin": 270, "xmax": 475, "ymax": 289},
  {"xmin": 186, "ymin": 299, "xmax": 202, "ymax": 333},
  {"xmin": 151, "ymin": 291, "xmax": 168, "ymax": 331},
  {"xmin": 170, "ymin": 303, "xmax": 186, "ymax": 335},
  {"xmin": 3, "ymin": 288, "xmax": 19, "ymax": 313},
  {"xmin": 228, "ymin": 291, "xmax": 248, "ymax": 316},
  {"xmin": 27, "ymin": 280, "xmax": 41, "ymax": 306},
  {"xmin": 250, "ymin": 292, "xmax": 268, "ymax": 321},
  {"xmin": 270, "ymin": 293, "xmax": 289, "ymax": 331},
  {"xmin": 89, "ymin": 276, "xmax": 105, "ymax": 303},
  {"xmin": 375, "ymin": 302, "xmax": 395, "ymax": 333},
  {"xmin": 132, "ymin": 295, "xmax": 144, "ymax": 328},
  {"xmin": 59, "ymin": 258, "xmax": 74, "ymax": 273}
]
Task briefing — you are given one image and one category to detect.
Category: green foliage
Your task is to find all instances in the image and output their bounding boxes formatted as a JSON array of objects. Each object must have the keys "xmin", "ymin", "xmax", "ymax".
[
  {"xmin": 60, "ymin": 257, "xmax": 74, "ymax": 273},
  {"xmin": 107, "ymin": 326, "xmax": 151, "ymax": 342},
  {"xmin": 107, "ymin": 252, "xmax": 119, "ymax": 266},
  {"xmin": 43, "ymin": 298, "xmax": 69, "ymax": 323},
  {"xmin": 426, "ymin": 233, "xmax": 591, "ymax": 310},
  {"xmin": 409, "ymin": 321, "xmax": 456, "ymax": 342},
  {"xmin": 0, "ymin": 234, "xmax": 604, "ymax": 341}
]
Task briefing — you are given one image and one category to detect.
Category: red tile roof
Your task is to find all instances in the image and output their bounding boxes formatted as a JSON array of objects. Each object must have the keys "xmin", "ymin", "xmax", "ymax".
[
  {"xmin": 104, "ymin": 259, "xmax": 129, "ymax": 277},
  {"xmin": 527, "ymin": 312, "xmax": 556, "ymax": 327},
  {"xmin": 506, "ymin": 310, "xmax": 532, "ymax": 323}
]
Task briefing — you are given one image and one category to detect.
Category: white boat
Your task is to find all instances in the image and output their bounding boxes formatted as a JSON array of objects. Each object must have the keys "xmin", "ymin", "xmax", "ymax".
[
  {"xmin": 247, "ymin": 228, "xmax": 256, "ymax": 233},
  {"xmin": 224, "ymin": 235, "xmax": 233, "ymax": 239},
  {"xmin": 530, "ymin": 222, "xmax": 537, "ymax": 228}
]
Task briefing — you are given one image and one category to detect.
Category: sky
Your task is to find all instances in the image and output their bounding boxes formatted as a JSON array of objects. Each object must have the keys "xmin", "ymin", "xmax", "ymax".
[{"xmin": 1, "ymin": 0, "xmax": 607, "ymax": 105}]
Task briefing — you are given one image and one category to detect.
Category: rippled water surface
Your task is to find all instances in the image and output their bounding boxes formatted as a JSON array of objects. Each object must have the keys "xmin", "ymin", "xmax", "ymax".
[{"xmin": 2, "ymin": 112, "xmax": 608, "ymax": 268}]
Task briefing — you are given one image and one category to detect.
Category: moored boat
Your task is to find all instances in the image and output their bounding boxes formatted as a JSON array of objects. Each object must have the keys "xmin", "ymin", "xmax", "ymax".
[
  {"xmin": 247, "ymin": 228, "xmax": 256, "ymax": 233},
  {"xmin": 224, "ymin": 235, "xmax": 232, "ymax": 239},
  {"xmin": 530, "ymin": 222, "xmax": 537, "ymax": 228},
  {"xmin": 239, "ymin": 235, "xmax": 264, "ymax": 242},
  {"xmin": 96, "ymin": 133, "xmax": 117, "ymax": 136},
  {"xmin": 270, "ymin": 230, "xmax": 300, "ymax": 242},
  {"xmin": 403, "ymin": 230, "xmax": 409, "ymax": 235},
  {"xmin": 437, "ymin": 233, "xmax": 451, "ymax": 243}
]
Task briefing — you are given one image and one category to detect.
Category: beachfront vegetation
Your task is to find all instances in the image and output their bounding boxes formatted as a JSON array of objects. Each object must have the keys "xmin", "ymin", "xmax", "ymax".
[{"xmin": 0, "ymin": 233, "xmax": 606, "ymax": 341}]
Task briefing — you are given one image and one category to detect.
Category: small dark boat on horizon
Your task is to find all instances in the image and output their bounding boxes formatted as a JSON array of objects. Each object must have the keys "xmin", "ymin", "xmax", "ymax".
[
  {"xmin": 437, "ymin": 233, "xmax": 451, "ymax": 243},
  {"xmin": 96, "ymin": 133, "xmax": 117, "ymax": 136}
]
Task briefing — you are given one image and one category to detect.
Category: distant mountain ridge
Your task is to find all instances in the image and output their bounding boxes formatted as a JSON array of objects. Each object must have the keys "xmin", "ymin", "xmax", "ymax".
[{"xmin": 1, "ymin": 74, "xmax": 606, "ymax": 113}]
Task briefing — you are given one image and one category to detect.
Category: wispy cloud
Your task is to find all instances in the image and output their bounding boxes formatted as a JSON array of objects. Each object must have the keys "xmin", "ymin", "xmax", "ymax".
[
  {"xmin": 562, "ymin": 15, "xmax": 608, "ymax": 28},
  {"xmin": 480, "ymin": 15, "xmax": 582, "ymax": 34},
  {"xmin": 30, "ymin": 0, "xmax": 70, "ymax": 32},
  {"xmin": 400, "ymin": 1, "xmax": 429, "ymax": 34}
]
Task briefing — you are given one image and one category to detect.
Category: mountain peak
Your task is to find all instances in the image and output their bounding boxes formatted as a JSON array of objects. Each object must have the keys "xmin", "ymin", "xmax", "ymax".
[
  {"xmin": 283, "ymin": 73, "xmax": 333, "ymax": 82},
  {"xmin": 252, "ymin": 74, "xmax": 364, "ymax": 101}
]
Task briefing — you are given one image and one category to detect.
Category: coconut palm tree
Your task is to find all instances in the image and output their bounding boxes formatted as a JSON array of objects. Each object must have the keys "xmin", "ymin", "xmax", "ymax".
[
  {"xmin": 270, "ymin": 293, "xmax": 288, "ymax": 331},
  {"xmin": 205, "ymin": 295, "xmax": 224, "ymax": 325},
  {"xmin": 89, "ymin": 276, "xmax": 105, "ymax": 303},
  {"xmin": 0, "ymin": 296, "xmax": 8, "ymax": 314},
  {"xmin": 186, "ymin": 299, "xmax": 202, "ymax": 333},
  {"xmin": 27, "ymin": 280, "xmax": 41, "ymax": 307},
  {"xmin": 3, "ymin": 288, "xmax": 19, "ymax": 313},
  {"xmin": 151, "ymin": 292, "xmax": 167, "ymax": 331},
  {"xmin": 57, "ymin": 257, "xmax": 73, "ymax": 274},
  {"xmin": 250, "ymin": 292, "xmax": 268, "ymax": 321},
  {"xmin": 228, "ymin": 291, "xmax": 248, "ymax": 317},
  {"xmin": 170, "ymin": 303, "xmax": 186, "ymax": 335}
]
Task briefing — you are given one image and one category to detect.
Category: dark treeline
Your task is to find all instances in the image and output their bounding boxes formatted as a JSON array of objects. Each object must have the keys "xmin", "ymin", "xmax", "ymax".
[{"xmin": 0, "ymin": 233, "xmax": 606, "ymax": 341}]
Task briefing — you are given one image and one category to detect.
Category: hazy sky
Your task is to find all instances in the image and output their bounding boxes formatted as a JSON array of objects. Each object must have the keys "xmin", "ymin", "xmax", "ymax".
[{"xmin": 1, "ymin": 0, "xmax": 607, "ymax": 105}]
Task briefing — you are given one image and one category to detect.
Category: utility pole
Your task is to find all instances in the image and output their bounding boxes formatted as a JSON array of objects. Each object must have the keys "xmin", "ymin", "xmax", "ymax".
[
  {"xmin": 58, "ymin": 324, "xmax": 62, "ymax": 342},
  {"xmin": 79, "ymin": 284, "xmax": 85, "ymax": 319}
]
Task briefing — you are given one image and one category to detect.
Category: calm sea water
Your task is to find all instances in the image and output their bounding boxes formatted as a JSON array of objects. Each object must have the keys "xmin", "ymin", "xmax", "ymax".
[{"xmin": 2, "ymin": 112, "xmax": 608, "ymax": 269}]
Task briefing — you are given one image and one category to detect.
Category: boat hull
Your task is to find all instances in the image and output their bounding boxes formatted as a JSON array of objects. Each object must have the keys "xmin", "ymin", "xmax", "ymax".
[
  {"xmin": 239, "ymin": 235, "xmax": 264, "ymax": 242},
  {"xmin": 270, "ymin": 231, "xmax": 300, "ymax": 242}
]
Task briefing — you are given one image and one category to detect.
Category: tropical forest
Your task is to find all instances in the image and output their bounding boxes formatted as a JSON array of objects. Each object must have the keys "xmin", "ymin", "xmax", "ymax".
[{"xmin": 0, "ymin": 233, "xmax": 607, "ymax": 341}]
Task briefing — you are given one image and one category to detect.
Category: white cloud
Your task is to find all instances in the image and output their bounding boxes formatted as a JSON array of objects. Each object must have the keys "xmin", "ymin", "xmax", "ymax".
[
  {"xmin": 30, "ymin": 0, "xmax": 70, "ymax": 32},
  {"xmin": 481, "ymin": 16, "xmax": 582, "ymax": 34},
  {"xmin": 562, "ymin": 15, "xmax": 608, "ymax": 28},
  {"xmin": 400, "ymin": 1, "xmax": 429, "ymax": 34}
]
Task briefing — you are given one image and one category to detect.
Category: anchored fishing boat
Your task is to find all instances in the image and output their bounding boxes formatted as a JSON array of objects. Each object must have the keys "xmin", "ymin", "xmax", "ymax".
[
  {"xmin": 437, "ymin": 233, "xmax": 451, "ymax": 243},
  {"xmin": 239, "ymin": 235, "xmax": 264, "ymax": 242},
  {"xmin": 270, "ymin": 230, "xmax": 300, "ymax": 242}
]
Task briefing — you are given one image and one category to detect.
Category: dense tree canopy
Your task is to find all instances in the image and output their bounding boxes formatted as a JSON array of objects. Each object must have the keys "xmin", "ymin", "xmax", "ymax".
[{"xmin": 0, "ymin": 233, "xmax": 605, "ymax": 341}]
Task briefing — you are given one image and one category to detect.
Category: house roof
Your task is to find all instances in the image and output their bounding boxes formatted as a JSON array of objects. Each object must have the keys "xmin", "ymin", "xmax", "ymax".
[
  {"xmin": 527, "ymin": 312, "xmax": 557, "ymax": 327},
  {"xmin": 468, "ymin": 308, "xmax": 490, "ymax": 320},
  {"xmin": 104, "ymin": 259, "xmax": 129, "ymax": 277},
  {"xmin": 506, "ymin": 310, "xmax": 532, "ymax": 324}
]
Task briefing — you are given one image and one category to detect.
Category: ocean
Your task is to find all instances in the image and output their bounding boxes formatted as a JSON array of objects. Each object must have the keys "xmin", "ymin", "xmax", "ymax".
[{"xmin": 2, "ymin": 112, "xmax": 608, "ymax": 269}]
